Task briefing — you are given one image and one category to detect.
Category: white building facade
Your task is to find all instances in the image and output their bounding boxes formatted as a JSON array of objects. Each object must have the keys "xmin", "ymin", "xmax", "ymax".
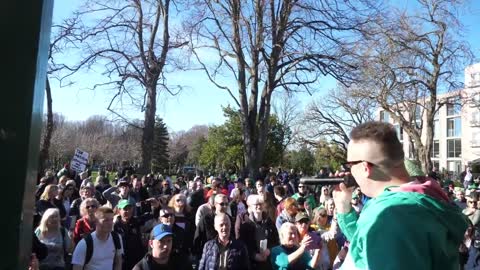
[{"xmin": 379, "ymin": 63, "xmax": 480, "ymax": 176}]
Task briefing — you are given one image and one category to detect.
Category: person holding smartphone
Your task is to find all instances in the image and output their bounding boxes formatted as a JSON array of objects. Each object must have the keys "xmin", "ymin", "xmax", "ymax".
[{"xmin": 333, "ymin": 121, "xmax": 467, "ymax": 270}]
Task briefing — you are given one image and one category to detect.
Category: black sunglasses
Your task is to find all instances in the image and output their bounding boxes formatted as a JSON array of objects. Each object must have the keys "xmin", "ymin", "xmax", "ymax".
[
  {"xmin": 161, "ymin": 213, "xmax": 173, "ymax": 218},
  {"xmin": 86, "ymin": 205, "xmax": 97, "ymax": 209},
  {"xmin": 343, "ymin": 160, "xmax": 375, "ymax": 169}
]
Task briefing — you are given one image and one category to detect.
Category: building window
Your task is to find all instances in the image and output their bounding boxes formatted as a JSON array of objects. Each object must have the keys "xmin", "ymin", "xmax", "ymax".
[
  {"xmin": 471, "ymin": 72, "xmax": 480, "ymax": 87},
  {"xmin": 447, "ymin": 160, "xmax": 462, "ymax": 176},
  {"xmin": 470, "ymin": 93, "xmax": 480, "ymax": 108},
  {"xmin": 446, "ymin": 96, "xmax": 461, "ymax": 116},
  {"xmin": 415, "ymin": 105, "xmax": 423, "ymax": 121},
  {"xmin": 394, "ymin": 125, "xmax": 403, "ymax": 141},
  {"xmin": 447, "ymin": 139, "xmax": 461, "ymax": 158},
  {"xmin": 434, "ymin": 120, "xmax": 439, "ymax": 139},
  {"xmin": 472, "ymin": 131, "xmax": 480, "ymax": 147},
  {"xmin": 472, "ymin": 111, "xmax": 480, "ymax": 126},
  {"xmin": 432, "ymin": 140, "xmax": 439, "ymax": 158},
  {"xmin": 380, "ymin": 111, "xmax": 389, "ymax": 122},
  {"xmin": 446, "ymin": 117, "xmax": 461, "ymax": 137},
  {"xmin": 432, "ymin": 160, "xmax": 440, "ymax": 170}
]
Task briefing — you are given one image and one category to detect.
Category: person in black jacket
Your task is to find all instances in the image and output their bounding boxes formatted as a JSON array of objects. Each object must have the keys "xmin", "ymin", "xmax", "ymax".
[
  {"xmin": 238, "ymin": 194, "xmax": 279, "ymax": 270},
  {"xmin": 158, "ymin": 207, "xmax": 190, "ymax": 259},
  {"xmin": 114, "ymin": 199, "xmax": 160, "ymax": 270},
  {"xmin": 193, "ymin": 194, "xmax": 234, "ymax": 257},
  {"xmin": 198, "ymin": 214, "xmax": 250, "ymax": 270},
  {"xmin": 132, "ymin": 224, "xmax": 193, "ymax": 270}
]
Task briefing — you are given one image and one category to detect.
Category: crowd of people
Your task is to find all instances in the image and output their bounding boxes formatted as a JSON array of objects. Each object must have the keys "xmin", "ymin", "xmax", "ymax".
[{"xmin": 29, "ymin": 121, "xmax": 478, "ymax": 270}]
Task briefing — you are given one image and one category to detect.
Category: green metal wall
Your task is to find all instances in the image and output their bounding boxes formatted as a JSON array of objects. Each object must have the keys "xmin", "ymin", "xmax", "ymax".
[{"xmin": 0, "ymin": 1, "xmax": 53, "ymax": 269}]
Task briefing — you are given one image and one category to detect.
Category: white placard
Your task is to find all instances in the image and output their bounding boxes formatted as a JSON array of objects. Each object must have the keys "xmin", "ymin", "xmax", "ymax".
[
  {"xmin": 71, "ymin": 148, "xmax": 89, "ymax": 173},
  {"xmin": 260, "ymin": 239, "xmax": 268, "ymax": 252}
]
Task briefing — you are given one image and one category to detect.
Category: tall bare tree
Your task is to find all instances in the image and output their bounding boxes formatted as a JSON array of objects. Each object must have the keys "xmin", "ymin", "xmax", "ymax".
[
  {"xmin": 272, "ymin": 92, "xmax": 301, "ymax": 164},
  {"xmin": 303, "ymin": 86, "xmax": 377, "ymax": 151},
  {"xmin": 39, "ymin": 16, "xmax": 83, "ymax": 172},
  {"xmin": 186, "ymin": 0, "xmax": 376, "ymax": 177},
  {"xmin": 61, "ymin": 0, "xmax": 187, "ymax": 173},
  {"xmin": 351, "ymin": 0, "xmax": 473, "ymax": 172}
]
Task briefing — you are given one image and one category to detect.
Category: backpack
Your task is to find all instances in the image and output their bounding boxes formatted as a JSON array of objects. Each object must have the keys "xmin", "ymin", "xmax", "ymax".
[{"xmin": 83, "ymin": 232, "xmax": 121, "ymax": 268}]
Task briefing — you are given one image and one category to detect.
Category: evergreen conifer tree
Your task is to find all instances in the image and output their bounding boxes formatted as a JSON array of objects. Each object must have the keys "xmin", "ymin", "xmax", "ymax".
[{"xmin": 151, "ymin": 117, "xmax": 169, "ymax": 174}]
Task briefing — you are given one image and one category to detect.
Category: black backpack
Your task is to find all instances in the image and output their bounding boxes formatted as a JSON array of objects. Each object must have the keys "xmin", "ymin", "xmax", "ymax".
[{"xmin": 83, "ymin": 232, "xmax": 122, "ymax": 268}]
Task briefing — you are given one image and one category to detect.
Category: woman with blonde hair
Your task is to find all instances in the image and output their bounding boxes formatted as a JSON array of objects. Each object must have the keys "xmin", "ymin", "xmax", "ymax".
[
  {"xmin": 271, "ymin": 222, "xmax": 321, "ymax": 269},
  {"xmin": 310, "ymin": 207, "xmax": 339, "ymax": 269},
  {"xmin": 72, "ymin": 198, "xmax": 98, "ymax": 245},
  {"xmin": 34, "ymin": 208, "xmax": 72, "ymax": 270},
  {"xmin": 168, "ymin": 194, "xmax": 192, "ymax": 230},
  {"xmin": 35, "ymin": 185, "xmax": 63, "ymax": 227},
  {"xmin": 168, "ymin": 193, "xmax": 195, "ymax": 255}
]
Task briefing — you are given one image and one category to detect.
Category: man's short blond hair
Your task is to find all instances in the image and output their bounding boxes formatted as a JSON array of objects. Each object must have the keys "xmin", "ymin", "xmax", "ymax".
[{"xmin": 95, "ymin": 206, "xmax": 114, "ymax": 218}]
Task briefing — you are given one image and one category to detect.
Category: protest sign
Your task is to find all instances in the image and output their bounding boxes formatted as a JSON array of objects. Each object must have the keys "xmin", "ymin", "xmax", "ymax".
[{"xmin": 71, "ymin": 148, "xmax": 89, "ymax": 173}]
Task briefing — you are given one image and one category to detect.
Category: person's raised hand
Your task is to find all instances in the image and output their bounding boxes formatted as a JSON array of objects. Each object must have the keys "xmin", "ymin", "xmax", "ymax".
[
  {"xmin": 300, "ymin": 234, "xmax": 313, "ymax": 249},
  {"xmin": 332, "ymin": 182, "xmax": 354, "ymax": 214}
]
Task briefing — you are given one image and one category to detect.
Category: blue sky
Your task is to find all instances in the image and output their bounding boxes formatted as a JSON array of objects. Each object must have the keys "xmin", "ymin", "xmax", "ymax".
[{"xmin": 48, "ymin": 1, "xmax": 480, "ymax": 132}]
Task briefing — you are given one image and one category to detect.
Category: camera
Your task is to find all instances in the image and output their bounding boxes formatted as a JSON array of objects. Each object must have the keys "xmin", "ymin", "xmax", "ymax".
[{"xmin": 299, "ymin": 174, "xmax": 357, "ymax": 188}]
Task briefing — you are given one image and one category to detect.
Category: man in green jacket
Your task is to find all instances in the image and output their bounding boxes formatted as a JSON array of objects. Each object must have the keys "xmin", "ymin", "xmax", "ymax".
[
  {"xmin": 334, "ymin": 121, "xmax": 468, "ymax": 270},
  {"xmin": 292, "ymin": 183, "xmax": 316, "ymax": 212}
]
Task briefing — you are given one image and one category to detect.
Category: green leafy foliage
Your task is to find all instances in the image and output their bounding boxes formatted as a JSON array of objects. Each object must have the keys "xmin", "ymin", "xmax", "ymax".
[
  {"xmin": 197, "ymin": 106, "xmax": 286, "ymax": 173},
  {"xmin": 284, "ymin": 146, "xmax": 315, "ymax": 176},
  {"xmin": 314, "ymin": 140, "xmax": 347, "ymax": 172},
  {"xmin": 151, "ymin": 117, "xmax": 169, "ymax": 173}
]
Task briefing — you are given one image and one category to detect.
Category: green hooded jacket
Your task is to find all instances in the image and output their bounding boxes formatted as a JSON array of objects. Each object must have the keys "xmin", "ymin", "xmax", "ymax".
[{"xmin": 337, "ymin": 185, "xmax": 468, "ymax": 270}]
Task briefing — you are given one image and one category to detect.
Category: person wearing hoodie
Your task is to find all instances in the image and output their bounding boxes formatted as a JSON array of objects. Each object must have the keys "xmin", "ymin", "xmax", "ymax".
[
  {"xmin": 333, "ymin": 121, "xmax": 468, "ymax": 270},
  {"xmin": 275, "ymin": 197, "xmax": 299, "ymax": 230}
]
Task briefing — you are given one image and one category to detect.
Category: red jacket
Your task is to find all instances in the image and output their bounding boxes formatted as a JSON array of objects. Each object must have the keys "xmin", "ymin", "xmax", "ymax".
[{"xmin": 73, "ymin": 217, "xmax": 95, "ymax": 245}]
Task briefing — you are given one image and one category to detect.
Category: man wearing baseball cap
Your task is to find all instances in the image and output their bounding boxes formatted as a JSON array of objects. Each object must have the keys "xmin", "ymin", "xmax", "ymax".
[
  {"xmin": 114, "ymin": 199, "xmax": 160, "ymax": 270},
  {"xmin": 103, "ymin": 180, "xmax": 136, "ymax": 209},
  {"xmin": 132, "ymin": 224, "xmax": 193, "ymax": 270}
]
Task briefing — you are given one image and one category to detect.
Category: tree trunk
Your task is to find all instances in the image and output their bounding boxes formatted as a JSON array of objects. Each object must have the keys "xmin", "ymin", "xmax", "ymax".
[
  {"xmin": 421, "ymin": 115, "xmax": 434, "ymax": 174},
  {"xmin": 243, "ymin": 115, "xmax": 258, "ymax": 179},
  {"xmin": 141, "ymin": 85, "xmax": 157, "ymax": 174},
  {"xmin": 39, "ymin": 77, "xmax": 53, "ymax": 172}
]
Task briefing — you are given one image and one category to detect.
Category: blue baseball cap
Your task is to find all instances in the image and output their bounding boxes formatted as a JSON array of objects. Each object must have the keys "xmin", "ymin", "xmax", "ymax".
[{"xmin": 152, "ymin": 224, "xmax": 173, "ymax": 240}]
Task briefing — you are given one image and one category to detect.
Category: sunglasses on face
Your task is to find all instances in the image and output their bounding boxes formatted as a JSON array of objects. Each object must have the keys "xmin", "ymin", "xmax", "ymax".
[
  {"xmin": 161, "ymin": 213, "xmax": 173, "ymax": 218},
  {"xmin": 86, "ymin": 205, "xmax": 97, "ymax": 209},
  {"xmin": 344, "ymin": 160, "xmax": 375, "ymax": 169}
]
